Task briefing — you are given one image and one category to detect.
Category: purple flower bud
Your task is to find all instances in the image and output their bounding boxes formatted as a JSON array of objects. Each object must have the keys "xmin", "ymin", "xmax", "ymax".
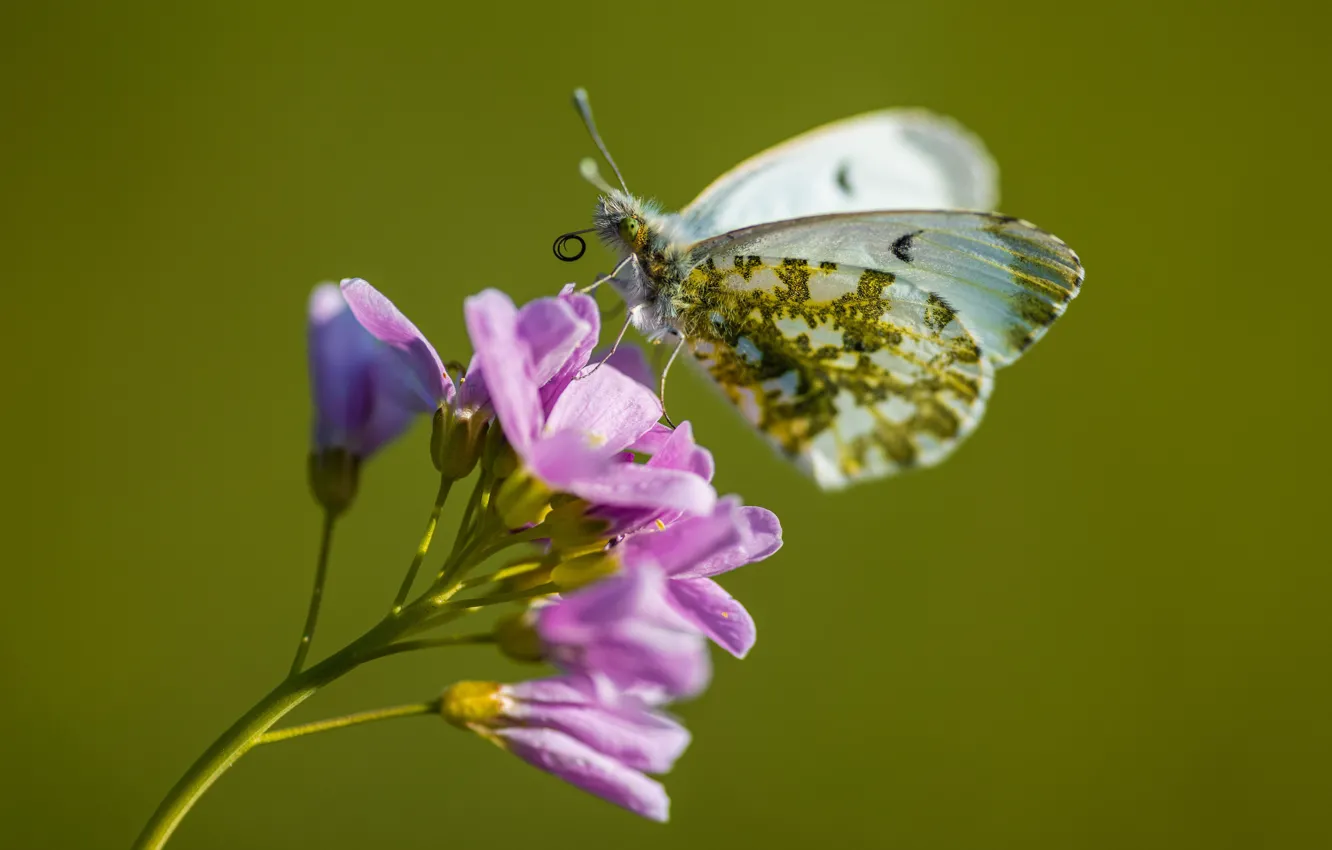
[
  {"xmin": 307, "ymin": 282, "xmax": 439, "ymax": 459},
  {"xmin": 339, "ymin": 278, "xmax": 453, "ymax": 411},
  {"xmin": 440, "ymin": 677, "xmax": 688, "ymax": 822}
]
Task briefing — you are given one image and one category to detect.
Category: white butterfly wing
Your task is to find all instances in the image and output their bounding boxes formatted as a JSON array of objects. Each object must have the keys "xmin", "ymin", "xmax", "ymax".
[
  {"xmin": 690, "ymin": 211, "xmax": 1083, "ymax": 367},
  {"xmin": 679, "ymin": 110, "xmax": 999, "ymax": 241},
  {"xmin": 677, "ymin": 257, "xmax": 995, "ymax": 489}
]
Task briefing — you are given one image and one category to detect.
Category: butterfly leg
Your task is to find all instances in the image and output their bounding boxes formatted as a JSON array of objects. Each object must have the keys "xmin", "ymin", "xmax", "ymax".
[
  {"xmin": 658, "ymin": 335, "xmax": 686, "ymax": 428},
  {"xmin": 576, "ymin": 307, "xmax": 639, "ymax": 381},
  {"xmin": 577, "ymin": 255, "xmax": 633, "ymax": 294}
]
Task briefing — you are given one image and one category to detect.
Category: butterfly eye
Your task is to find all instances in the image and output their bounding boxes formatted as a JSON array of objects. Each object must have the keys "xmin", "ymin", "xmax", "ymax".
[{"xmin": 617, "ymin": 216, "xmax": 642, "ymax": 245}]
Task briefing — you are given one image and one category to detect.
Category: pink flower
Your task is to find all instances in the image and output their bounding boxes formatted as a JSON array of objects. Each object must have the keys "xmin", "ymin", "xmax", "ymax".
[
  {"xmin": 441, "ymin": 676, "xmax": 689, "ymax": 822},
  {"xmin": 464, "ymin": 288, "xmax": 715, "ymax": 516}
]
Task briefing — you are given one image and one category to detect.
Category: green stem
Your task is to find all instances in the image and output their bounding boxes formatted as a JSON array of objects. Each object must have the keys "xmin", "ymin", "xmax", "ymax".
[
  {"xmin": 133, "ymin": 464, "xmax": 536, "ymax": 847},
  {"xmin": 439, "ymin": 521, "xmax": 544, "ymax": 587},
  {"xmin": 438, "ymin": 475, "xmax": 489, "ymax": 580},
  {"xmin": 391, "ymin": 476, "xmax": 453, "ymax": 614},
  {"xmin": 132, "ymin": 651, "xmax": 346, "ymax": 849},
  {"xmin": 255, "ymin": 700, "xmax": 441, "ymax": 746},
  {"xmin": 449, "ymin": 473, "xmax": 487, "ymax": 557},
  {"xmin": 452, "ymin": 558, "xmax": 547, "ymax": 593},
  {"xmin": 132, "ymin": 594, "xmax": 455, "ymax": 850},
  {"xmin": 399, "ymin": 575, "xmax": 553, "ymax": 640},
  {"xmin": 398, "ymin": 608, "xmax": 468, "ymax": 638},
  {"xmin": 448, "ymin": 582, "xmax": 558, "ymax": 609},
  {"xmin": 289, "ymin": 510, "xmax": 337, "ymax": 676},
  {"xmin": 359, "ymin": 633, "xmax": 496, "ymax": 662}
]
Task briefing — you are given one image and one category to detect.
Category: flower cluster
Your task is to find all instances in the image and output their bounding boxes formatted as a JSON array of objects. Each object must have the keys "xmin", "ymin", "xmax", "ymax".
[{"xmin": 307, "ymin": 279, "xmax": 781, "ymax": 821}]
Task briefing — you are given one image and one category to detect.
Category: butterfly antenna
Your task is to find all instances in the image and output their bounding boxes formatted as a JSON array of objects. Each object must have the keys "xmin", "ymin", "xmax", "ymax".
[
  {"xmin": 578, "ymin": 157, "xmax": 618, "ymax": 194},
  {"xmin": 573, "ymin": 88, "xmax": 629, "ymax": 193},
  {"xmin": 658, "ymin": 336, "xmax": 686, "ymax": 428}
]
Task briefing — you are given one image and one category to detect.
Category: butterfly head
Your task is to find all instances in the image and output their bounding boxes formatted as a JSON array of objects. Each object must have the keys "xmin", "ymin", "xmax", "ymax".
[
  {"xmin": 592, "ymin": 190, "xmax": 656, "ymax": 255},
  {"xmin": 616, "ymin": 212, "xmax": 648, "ymax": 252}
]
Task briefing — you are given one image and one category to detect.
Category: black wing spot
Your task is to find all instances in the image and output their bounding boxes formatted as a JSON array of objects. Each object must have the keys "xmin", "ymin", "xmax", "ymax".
[
  {"xmin": 835, "ymin": 163, "xmax": 853, "ymax": 196},
  {"xmin": 892, "ymin": 230, "xmax": 923, "ymax": 264},
  {"xmin": 924, "ymin": 293, "xmax": 957, "ymax": 334}
]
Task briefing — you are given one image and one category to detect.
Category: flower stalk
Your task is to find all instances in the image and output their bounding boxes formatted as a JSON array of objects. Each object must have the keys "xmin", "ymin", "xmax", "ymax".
[
  {"xmin": 255, "ymin": 700, "xmax": 443, "ymax": 746},
  {"xmin": 288, "ymin": 509, "xmax": 337, "ymax": 676},
  {"xmin": 391, "ymin": 473, "xmax": 453, "ymax": 614},
  {"xmin": 131, "ymin": 542, "xmax": 530, "ymax": 850}
]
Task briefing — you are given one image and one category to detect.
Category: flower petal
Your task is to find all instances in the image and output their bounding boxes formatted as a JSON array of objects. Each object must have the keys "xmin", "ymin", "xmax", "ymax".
[
  {"xmin": 538, "ymin": 456, "xmax": 717, "ymax": 513},
  {"xmin": 354, "ymin": 355, "xmax": 423, "ymax": 456},
  {"xmin": 599, "ymin": 343, "xmax": 655, "ymax": 390},
  {"xmin": 545, "ymin": 365, "xmax": 662, "ymax": 450},
  {"xmin": 539, "ymin": 563, "xmax": 688, "ymax": 642},
  {"xmin": 536, "ymin": 291, "xmax": 600, "ymax": 409},
  {"xmin": 492, "ymin": 727, "xmax": 671, "ymax": 822},
  {"xmin": 464, "ymin": 289, "xmax": 543, "ymax": 448},
  {"xmin": 667, "ymin": 577, "xmax": 757, "ymax": 658},
  {"xmin": 619, "ymin": 497, "xmax": 745, "ymax": 576},
  {"xmin": 671, "ymin": 506, "xmax": 783, "ymax": 579},
  {"xmin": 538, "ymin": 566, "xmax": 712, "ymax": 699},
  {"xmin": 516, "ymin": 296, "xmax": 594, "ymax": 390},
  {"xmin": 308, "ymin": 284, "xmax": 379, "ymax": 451},
  {"xmin": 645, "ymin": 421, "xmax": 715, "ymax": 481},
  {"xmin": 630, "ymin": 423, "xmax": 674, "ymax": 455},
  {"xmin": 502, "ymin": 678, "xmax": 690, "ymax": 773},
  {"xmin": 339, "ymin": 279, "xmax": 452, "ymax": 408},
  {"xmin": 525, "ymin": 428, "xmax": 618, "ymax": 484}
]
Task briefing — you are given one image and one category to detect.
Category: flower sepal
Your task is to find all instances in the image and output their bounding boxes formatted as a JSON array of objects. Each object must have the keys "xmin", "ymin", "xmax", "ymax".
[
  {"xmin": 430, "ymin": 405, "xmax": 487, "ymax": 480},
  {"xmin": 307, "ymin": 448, "xmax": 361, "ymax": 515},
  {"xmin": 550, "ymin": 551, "xmax": 618, "ymax": 591},
  {"xmin": 440, "ymin": 680, "xmax": 504, "ymax": 728},
  {"xmin": 494, "ymin": 466, "xmax": 555, "ymax": 529},
  {"xmin": 494, "ymin": 612, "xmax": 545, "ymax": 663},
  {"xmin": 541, "ymin": 496, "xmax": 613, "ymax": 552}
]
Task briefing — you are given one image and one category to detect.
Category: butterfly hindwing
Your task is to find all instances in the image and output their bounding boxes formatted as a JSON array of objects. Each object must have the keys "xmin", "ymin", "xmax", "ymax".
[
  {"xmin": 678, "ymin": 111, "xmax": 999, "ymax": 242},
  {"xmin": 674, "ymin": 254, "xmax": 995, "ymax": 489},
  {"xmin": 688, "ymin": 211, "xmax": 1084, "ymax": 366}
]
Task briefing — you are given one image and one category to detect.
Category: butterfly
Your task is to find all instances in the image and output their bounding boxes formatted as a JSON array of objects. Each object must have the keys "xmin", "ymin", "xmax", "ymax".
[{"xmin": 563, "ymin": 89, "xmax": 1083, "ymax": 490}]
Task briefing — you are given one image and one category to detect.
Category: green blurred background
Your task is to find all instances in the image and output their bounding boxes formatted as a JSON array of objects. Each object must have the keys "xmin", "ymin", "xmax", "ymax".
[{"xmin": 3, "ymin": 2, "xmax": 1329, "ymax": 848}]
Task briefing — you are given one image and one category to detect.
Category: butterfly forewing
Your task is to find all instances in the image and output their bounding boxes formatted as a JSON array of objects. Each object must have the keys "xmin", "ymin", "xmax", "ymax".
[
  {"xmin": 689, "ymin": 211, "xmax": 1084, "ymax": 366},
  {"xmin": 679, "ymin": 111, "xmax": 999, "ymax": 242},
  {"xmin": 675, "ymin": 254, "xmax": 995, "ymax": 489}
]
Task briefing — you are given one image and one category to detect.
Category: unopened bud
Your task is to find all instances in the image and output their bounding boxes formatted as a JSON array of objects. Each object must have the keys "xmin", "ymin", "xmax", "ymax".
[
  {"xmin": 494, "ymin": 612, "xmax": 545, "ymax": 663},
  {"xmin": 494, "ymin": 467, "xmax": 553, "ymax": 529},
  {"xmin": 551, "ymin": 551, "xmax": 619, "ymax": 591},
  {"xmin": 482, "ymin": 424, "xmax": 517, "ymax": 478},
  {"xmin": 308, "ymin": 448, "xmax": 360, "ymax": 515},
  {"xmin": 501, "ymin": 563, "xmax": 555, "ymax": 593},
  {"xmin": 431, "ymin": 405, "xmax": 487, "ymax": 479},
  {"xmin": 542, "ymin": 498, "xmax": 613, "ymax": 550},
  {"xmin": 439, "ymin": 681, "xmax": 503, "ymax": 728}
]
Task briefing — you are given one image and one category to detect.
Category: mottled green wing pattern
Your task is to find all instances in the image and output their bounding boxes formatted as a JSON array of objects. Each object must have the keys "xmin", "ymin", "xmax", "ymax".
[
  {"xmin": 689, "ymin": 211, "xmax": 1084, "ymax": 366},
  {"xmin": 671, "ymin": 211, "xmax": 1081, "ymax": 488},
  {"xmin": 676, "ymin": 255, "xmax": 996, "ymax": 489}
]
